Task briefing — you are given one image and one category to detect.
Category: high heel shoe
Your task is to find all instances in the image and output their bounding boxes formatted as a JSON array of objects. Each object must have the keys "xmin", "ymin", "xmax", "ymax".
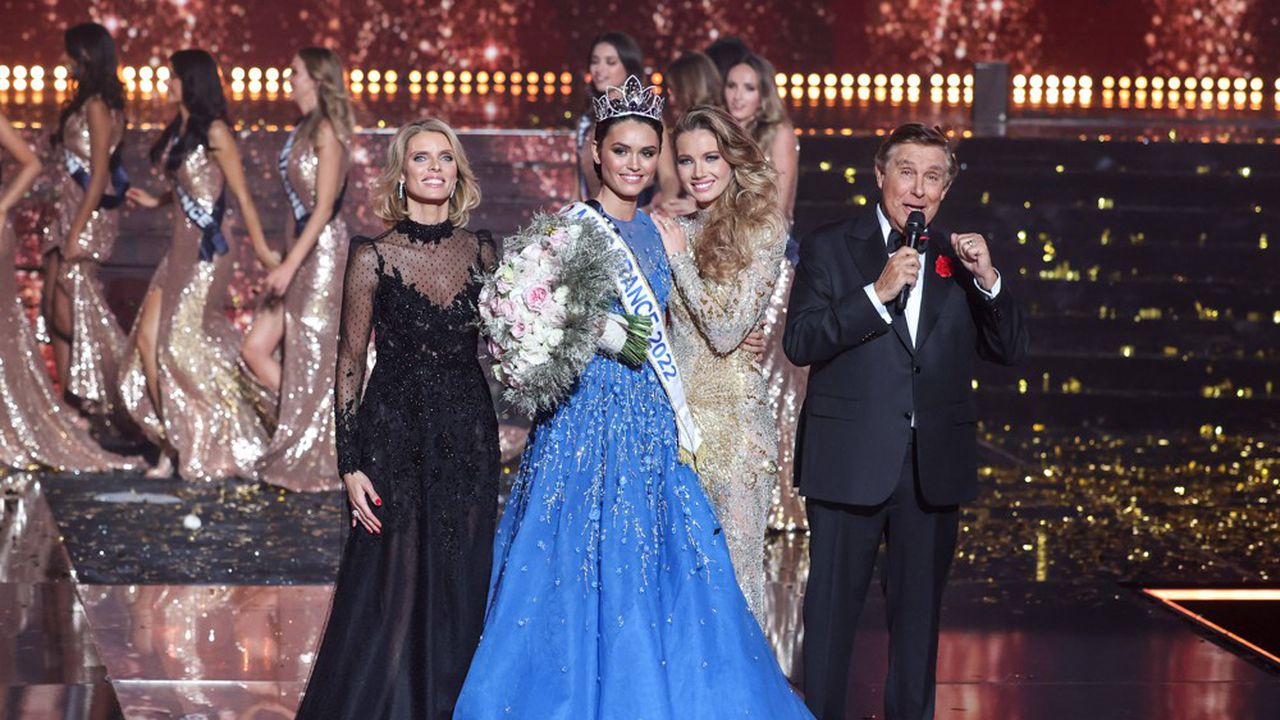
[{"xmin": 145, "ymin": 452, "xmax": 175, "ymax": 479}]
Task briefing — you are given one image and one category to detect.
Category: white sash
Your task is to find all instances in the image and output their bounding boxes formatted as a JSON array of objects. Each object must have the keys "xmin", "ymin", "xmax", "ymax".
[{"xmin": 563, "ymin": 201, "xmax": 702, "ymax": 462}]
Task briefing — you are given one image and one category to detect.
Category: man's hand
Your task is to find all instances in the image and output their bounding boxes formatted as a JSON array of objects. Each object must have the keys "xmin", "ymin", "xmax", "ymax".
[
  {"xmin": 951, "ymin": 233, "xmax": 998, "ymax": 291},
  {"xmin": 873, "ymin": 247, "xmax": 921, "ymax": 305}
]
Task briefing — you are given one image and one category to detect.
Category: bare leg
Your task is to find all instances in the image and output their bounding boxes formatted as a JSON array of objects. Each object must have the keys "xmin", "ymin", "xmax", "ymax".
[
  {"xmin": 134, "ymin": 289, "xmax": 174, "ymax": 478},
  {"xmin": 42, "ymin": 251, "xmax": 73, "ymax": 391},
  {"xmin": 240, "ymin": 302, "xmax": 285, "ymax": 393}
]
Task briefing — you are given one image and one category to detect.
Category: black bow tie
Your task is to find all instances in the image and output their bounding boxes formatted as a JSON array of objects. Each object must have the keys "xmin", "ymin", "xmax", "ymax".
[{"xmin": 887, "ymin": 228, "xmax": 928, "ymax": 253}]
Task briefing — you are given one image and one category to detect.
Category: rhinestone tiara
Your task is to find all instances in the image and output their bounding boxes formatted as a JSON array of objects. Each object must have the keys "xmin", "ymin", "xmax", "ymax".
[{"xmin": 593, "ymin": 75, "xmax": 664, "ymax": 123}]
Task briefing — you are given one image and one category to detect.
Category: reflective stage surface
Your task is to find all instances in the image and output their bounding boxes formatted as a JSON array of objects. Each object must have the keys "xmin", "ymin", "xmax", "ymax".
[{"xmin": 5, "ymin": 466, "xmax": 1280, "ymax": 720}]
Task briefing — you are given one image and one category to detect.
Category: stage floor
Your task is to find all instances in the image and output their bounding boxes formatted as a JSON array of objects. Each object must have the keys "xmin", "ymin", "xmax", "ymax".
[{"xmin": 4, "ymin": 449, "xmax": 1278, "ymax": 719}]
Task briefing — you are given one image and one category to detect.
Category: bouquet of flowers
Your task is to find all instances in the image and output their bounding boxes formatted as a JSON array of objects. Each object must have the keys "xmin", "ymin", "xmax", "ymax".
[{"xmin": 479, "ymin": 211, "xmax": 651, "ymax": 415}]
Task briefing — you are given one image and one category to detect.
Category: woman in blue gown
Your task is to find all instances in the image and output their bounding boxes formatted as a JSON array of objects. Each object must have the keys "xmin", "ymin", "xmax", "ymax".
[{"xmin": 454, "ymin": 77, "xmax": 812, "ymax": 719}]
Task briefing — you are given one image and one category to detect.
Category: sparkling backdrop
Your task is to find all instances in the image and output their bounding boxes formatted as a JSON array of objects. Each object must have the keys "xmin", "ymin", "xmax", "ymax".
[{"xmin": 1, "ymin": 1, "xmax": 1278, "ymax": 75}]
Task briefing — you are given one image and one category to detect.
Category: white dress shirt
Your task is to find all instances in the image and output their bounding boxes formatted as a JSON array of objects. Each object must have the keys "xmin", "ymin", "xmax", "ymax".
[{"xmin": 862, "ymin": 204, "xmax": 1001, "ymax": 347}]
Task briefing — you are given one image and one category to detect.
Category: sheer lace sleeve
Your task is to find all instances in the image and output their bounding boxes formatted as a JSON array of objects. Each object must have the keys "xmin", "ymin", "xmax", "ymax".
[
  {"xmin": 335, "ymin": 238, "xmax": 380, "ymax": 476},
  {"xmin": 669, "ymin": 226, "xmax": 786, "ymax": 355},
  {"xmin": 476, "ymin": 229, "xmax": 498, "ymax": 273}
]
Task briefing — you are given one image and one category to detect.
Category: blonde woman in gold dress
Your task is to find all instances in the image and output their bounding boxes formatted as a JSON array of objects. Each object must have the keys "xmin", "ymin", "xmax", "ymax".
[
  {"xmin": 0, "ymin": 110, "xmax": 139, "ymax": 472},
  {"xmin": 42, "ymin": 23, "xmax": 133, "ymax": 427},
  {"xmin": 240, "ymin": 47, "xmax": 352, "ymax": 491},
  {"xmin": 653, "ymin": 105, "xmax": 786, "ymax": 625},
  {"xmin": 120, "ymin": 49, "xmax": 276, "ymax": 480},
  {"xmin": 724, "ymin": 52, "xmax": 808, "ymax": 532}
]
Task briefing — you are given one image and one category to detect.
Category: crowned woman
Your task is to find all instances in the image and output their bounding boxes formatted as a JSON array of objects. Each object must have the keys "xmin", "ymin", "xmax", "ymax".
[{"xmin": 453, "ymin": 76, "xmax": 812, "ymax": 720}]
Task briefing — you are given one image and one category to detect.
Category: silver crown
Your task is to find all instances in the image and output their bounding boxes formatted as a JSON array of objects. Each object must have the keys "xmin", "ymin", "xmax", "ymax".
[{"xmin": 593, "ymin": 75, "xmax": 664, "ymax": 123}]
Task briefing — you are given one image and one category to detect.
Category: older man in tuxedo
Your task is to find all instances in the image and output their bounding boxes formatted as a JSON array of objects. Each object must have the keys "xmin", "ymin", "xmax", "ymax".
[{"xmin": 784, "ymin": 123, "xmax": 1028, "ymax": 719}]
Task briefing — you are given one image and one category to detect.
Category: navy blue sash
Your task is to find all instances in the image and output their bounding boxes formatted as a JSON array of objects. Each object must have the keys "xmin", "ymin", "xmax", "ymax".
[
  {"xmin": 64, "ymin": 151, "xmax": 130, "ymax": 210},
  {"xmin": 174, "ymin": 183, "xmax": 228, "ymax": 262},
  {"xmin": 279, "ymin": 122, "xmax": 347, "ymax": 238}
]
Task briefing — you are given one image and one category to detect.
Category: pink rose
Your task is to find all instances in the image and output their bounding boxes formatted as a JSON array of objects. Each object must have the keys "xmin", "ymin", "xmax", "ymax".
[
  {"xmin": 510, "ymin": 321, "xmax": 528, "ymax": 339},
  {"xmin": 486, "ymin": 338, "xmax": 505, "ymax": 359},
  {"xmin": 498, "ymin": 299, "xmax": 518, "ymax": 321},
  {"xmin": 523, "ymin": 284, "xmax": 551, "ymax": 311}
]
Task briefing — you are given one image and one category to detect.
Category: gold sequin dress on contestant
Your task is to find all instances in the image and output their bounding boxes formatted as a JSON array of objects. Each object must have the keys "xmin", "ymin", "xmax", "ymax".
[
  {"xmin": 43, "ymin": 106, "xmax": 131, "ymax": 419},
  {"xmin": 119, "ymin": 144, "xmax": 271, "ymax": 480},
  {"xmin": 253, "ymin": 129, "xmax": 349, "ymax": 491},
  {"xmin": 0, "ymin": 216, "xmax": 140, "ymax": 471},
  {"xmin": 761, "ymin": 257, "xmax": 810, "ymax": 533},
  {"xmin": 668, "ymin": 212, "xmax": 785, "ymax": 626}
]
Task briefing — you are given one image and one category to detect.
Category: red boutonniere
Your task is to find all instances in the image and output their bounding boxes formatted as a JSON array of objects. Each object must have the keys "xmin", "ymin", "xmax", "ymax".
[{"xmin": 935, "ymin": 255, "xmax": 954, "ymax": 278}]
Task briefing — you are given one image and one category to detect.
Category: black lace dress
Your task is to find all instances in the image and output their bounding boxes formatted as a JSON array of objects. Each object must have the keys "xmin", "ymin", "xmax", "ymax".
[{"xmin": 295, "ymin": 218, "xmax": 500, "ymax": 720}]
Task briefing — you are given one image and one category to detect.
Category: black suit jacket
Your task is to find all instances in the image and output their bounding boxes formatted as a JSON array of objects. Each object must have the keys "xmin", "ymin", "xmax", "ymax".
[{"xmin": 783, "ymin": 210, "xmax": 1028, "ymax": 507}]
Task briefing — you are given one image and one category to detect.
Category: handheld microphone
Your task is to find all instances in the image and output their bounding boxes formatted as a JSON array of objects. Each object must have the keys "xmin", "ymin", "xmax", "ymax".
[{"xmin": 893, "ymin": 210, "xmax": 927, "ymax": 314}]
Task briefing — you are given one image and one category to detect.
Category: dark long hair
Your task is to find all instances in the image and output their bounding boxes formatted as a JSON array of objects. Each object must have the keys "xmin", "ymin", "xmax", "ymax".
[
  {"xmin": 585, "ymin": 32, "xmax": 644, "ymax": 99},
  {"xmin": 54, "ymin": 23, "xmax": 125, "ymax": 153},
  {"xmin": 149, "ymin": 49, "xmax": 228, "ymax": 171}
]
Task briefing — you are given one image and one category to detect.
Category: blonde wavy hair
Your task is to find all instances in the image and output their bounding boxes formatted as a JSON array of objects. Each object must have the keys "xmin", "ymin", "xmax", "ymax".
[
  {"xmin": 728, "ymin": 53, "xmax": 789, "ymax": 153},
  {"xmin": 673, "ymin": 105, "xmax": 785, "ymax": 282},
  {"xmin": 296, "ymin": 47, "xmax": 354, "ymax": 144},
  {"xmin": 372, "ymin": 118, "xmax": 481, "ymax": 228}
]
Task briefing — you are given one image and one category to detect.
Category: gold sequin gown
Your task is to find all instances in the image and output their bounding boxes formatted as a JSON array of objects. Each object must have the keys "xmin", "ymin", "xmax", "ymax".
[
  {"xmin": 44, "ymin": 106, "xmax": 131, "ymax": 418},
  {"xmin": 669, "ymin": 212, "xmax": 785, "ymax": 625},
  {"xmin": 0, "ymin": 216, "xmax": 140, "ymax": 471},
  {"xmin": 119, "ymin": 145, "xmax": 271, "ymax": 480},
  {"xmin": 762, "ymin": 258, "xmax": 810, "ymax": 533},
  {"xmin": 254, "ymin": 131, "xmax": 349, "ymax": 491}
]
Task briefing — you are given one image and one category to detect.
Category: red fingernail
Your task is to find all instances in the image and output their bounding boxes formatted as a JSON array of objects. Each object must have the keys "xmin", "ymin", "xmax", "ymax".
[{"xmin": 374, "ymin": 498, "xmax": 381, "ymax": 506}]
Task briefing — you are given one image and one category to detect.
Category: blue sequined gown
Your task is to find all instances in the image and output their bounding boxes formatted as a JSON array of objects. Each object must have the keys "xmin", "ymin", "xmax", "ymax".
[{"xmin": 454, "ymin": 210, "xmax": 812, "ymax": 719}]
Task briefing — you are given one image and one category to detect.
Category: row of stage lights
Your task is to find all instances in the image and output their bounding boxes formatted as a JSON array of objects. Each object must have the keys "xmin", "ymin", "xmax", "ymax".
[{"xmin": 2, "ymin": 64, "xmax": 1280, "ymax": 111}]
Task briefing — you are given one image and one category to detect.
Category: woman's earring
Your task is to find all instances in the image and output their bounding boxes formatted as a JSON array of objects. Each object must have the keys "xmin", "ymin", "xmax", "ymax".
[
  {"xmin": 397, "ymin": 179, "xmax": 406, "ymax": 206},
  {"xmin": 450, "ymin": 183, "xmax": 457, "ymax": 200}
]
